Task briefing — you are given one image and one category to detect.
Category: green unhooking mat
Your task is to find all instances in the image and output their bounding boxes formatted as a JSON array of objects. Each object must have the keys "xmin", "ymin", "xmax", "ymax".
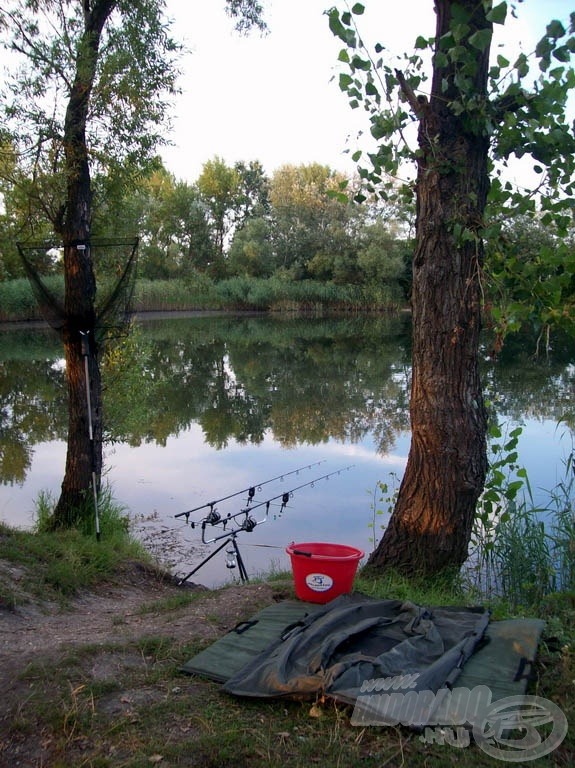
[
  {"xmin": 181, "ymin": 600, "xmax": 316, "ymax": 684},
  {"xmin": 181, "ymin": 594, "xmax": 545, "ymax": 718}
]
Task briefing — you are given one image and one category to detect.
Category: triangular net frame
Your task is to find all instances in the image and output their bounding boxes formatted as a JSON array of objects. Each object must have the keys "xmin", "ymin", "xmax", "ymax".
[{"xmin": 16, "ymin": 237, "xmax": 139, "ymax": 344}]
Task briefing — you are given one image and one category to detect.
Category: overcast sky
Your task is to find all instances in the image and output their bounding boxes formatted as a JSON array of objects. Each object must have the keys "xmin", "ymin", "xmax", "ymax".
[{"xmin": 160, "ymin": 0, "xmax": 574, "ymax": 183}]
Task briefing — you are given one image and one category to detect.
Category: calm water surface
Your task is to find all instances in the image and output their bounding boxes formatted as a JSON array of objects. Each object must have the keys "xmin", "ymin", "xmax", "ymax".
[{"xmin": 1, "ymin": 314, "xmax": 573, "ymax": 586}]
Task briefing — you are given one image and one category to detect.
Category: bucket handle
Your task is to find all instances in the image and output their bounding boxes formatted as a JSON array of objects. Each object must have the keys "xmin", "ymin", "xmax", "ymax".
[{"xmin": 290, "ymin": 548, "xmax": 363, "ymax": 561}]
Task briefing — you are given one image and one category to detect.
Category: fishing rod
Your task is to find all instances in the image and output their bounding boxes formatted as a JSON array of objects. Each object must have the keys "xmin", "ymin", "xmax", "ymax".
[
  {"xmin": 198, "ymin": 463, "xmax": 356, "ymax": 544},
  {"xmin": 238, "ymin": 464, "xmax": 355, "ymax": 516},
  {"xmin": 174, "ymin": 459, "xmax": 326, "ymax": 522},
  {"xmin": 176, "ymin": 463, "xmax": 355, "ymax": 586}
]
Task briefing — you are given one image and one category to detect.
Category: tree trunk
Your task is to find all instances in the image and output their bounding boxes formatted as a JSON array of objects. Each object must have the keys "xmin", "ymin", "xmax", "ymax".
[
  {"xmin": 50, "ymin": 1, "xmax": 116, "ymax": 529},
  {"xmin": 367, "ymin": 0, "xmax": 491, "ymax": 575}
]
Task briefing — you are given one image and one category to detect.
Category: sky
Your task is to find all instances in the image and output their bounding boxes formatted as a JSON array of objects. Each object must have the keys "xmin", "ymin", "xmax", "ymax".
[{"xmin": 160, "ymin": 0, "xmax": 574, "ymax": 184}]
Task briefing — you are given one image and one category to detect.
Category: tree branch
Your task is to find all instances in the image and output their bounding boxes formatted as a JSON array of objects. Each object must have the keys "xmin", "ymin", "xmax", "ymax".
[{"xmin": 395, "ymin": 68, "xmax": 429, "ymax": 119}]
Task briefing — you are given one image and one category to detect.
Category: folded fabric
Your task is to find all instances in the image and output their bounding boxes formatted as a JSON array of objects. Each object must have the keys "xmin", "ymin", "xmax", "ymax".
[{"xmin": 222, "ymin": 593, "xmax": 490, "ymax": 715}]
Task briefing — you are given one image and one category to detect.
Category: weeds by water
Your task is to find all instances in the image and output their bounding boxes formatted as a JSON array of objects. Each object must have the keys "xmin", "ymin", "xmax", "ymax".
[
  {"xmin": 467, "ymin": 424, "xmax": 575, "ymax": 611},
  {"xmin": 366, "ymin": 422, "xmax": 575, "ymax": 619},
  {"xmin": 0, "ymin": 275, "xmax": 402, "ymax": 321}
]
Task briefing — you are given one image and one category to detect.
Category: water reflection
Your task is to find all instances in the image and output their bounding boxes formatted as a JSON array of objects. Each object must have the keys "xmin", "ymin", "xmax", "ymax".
[{"xmin": 1, "ymin": 314, "xmax": 574, "ymax": 586}]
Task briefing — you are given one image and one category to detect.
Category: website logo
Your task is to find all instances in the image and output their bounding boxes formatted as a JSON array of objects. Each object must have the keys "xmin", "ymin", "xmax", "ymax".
[{"xmin": 352, "ymin": 678, "xmax": 567, "ymax": 762}]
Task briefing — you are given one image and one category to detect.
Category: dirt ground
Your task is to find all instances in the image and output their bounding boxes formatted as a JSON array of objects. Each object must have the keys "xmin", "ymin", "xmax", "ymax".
[
  {"xmin": 0, "ymin": 560, "xmax": 291, "ymax": 767},
  {"xmin": 0, "ymin": 561, "xmax": 281, "ymax": 661}
]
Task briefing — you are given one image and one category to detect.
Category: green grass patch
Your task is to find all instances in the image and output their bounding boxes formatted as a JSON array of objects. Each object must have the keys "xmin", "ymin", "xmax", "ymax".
[
  {"xmin": 0, "ymin": 489, "xmax": 150, "ymax": 605},
  {"xmin": 134, "ymin": 590, "xmax": 204, "ymax": 616}
]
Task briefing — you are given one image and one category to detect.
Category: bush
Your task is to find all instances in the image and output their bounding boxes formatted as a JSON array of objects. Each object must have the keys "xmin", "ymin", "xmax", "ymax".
[{"xmin": 0, "ymin": 276, "xmax": 64, "ymax": 321}]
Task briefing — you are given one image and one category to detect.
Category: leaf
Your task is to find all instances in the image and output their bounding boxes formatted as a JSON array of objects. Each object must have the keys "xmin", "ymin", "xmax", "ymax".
[
  {"xmin": 552, "ymin": 46, "xmax": 571, "ymax": 63},
  {"xmin": 327, "ymin": 10, "xmax": 347, "ymax": 43},
  {"xmin": 546, "ymin": 20, "xmax": 566, "ymax": 40},
  {"xmin": 351, "ymin": 55, "xmax": 371, "ymax": 71},
  {"xmin": 486, "ymin": 2, "xmax": 507, "ymax": 25},
  {"xmin": 365, "ymin": 80, "xmax": 379, "ymax": 96},
  {"xmin": 469, "ymin": 29, "xmax": 492, "ymax": 51},
  {"xmin": 339, "ymin": 73, "xmax": 353, "ymax": 91},
  {"xmin": 415, "ymin": 35, "xmax": 428, "ymax": 50},
  {"xmin": 434, "ymin": 51, "xmax": 449, "ymax": 69},
  {"xmin": 351, "ymin": 3, "xmax": 365, "ymax": 14},
  {"xmin": 513, "ymin": 53, "xmax": 529, "ymax": 77}
]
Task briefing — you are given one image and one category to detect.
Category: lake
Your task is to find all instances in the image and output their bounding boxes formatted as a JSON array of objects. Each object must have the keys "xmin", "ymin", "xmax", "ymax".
[{"xmin": 1, "ymin": 313, "xmax": 574, "ymax": 587}]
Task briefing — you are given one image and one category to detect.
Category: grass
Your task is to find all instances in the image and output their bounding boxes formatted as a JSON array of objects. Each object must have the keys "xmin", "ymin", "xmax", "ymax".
[
  {"xmin": 0, "ymin": 488, "xmax": 150, "ymax": 607},
  {"xmin": 4, "ymin": 620, "xmax": 573, "ymax": 767},
  {"xmin": 465, "ymin": 431, "xmax": 575, "ymax": 613}
]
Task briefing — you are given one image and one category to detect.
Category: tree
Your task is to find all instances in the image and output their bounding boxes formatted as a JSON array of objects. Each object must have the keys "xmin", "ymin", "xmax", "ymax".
[
  {"xmin": 356, "ymin": 221, "xmax": 408, "ymax": 288},
  {"xmin": 197, "ymin": 156, "xmax": 242, "ymax": 262},
  {"xmin": 1, "ymin": 0, "xmax": 183, "ymax": 528},
  {"xmin": 234, "ymin": 160, "xmax": 271, "ymax": 224},
  {"xmin": 129, "ymin": 165, "xmax": 213, "ymax": 278},
  {"xmin": 330, "ymin": 1, "xmax": 575, "ymax": 574},
  {"xmin": 485, "ymin": 215, "xmax": 575, "ymax": 350},
  {"xmin": 0, "ymin": 0, "xmax": 265, "ymax": 529},
  {"xmin": 228, "ymin": 217, "xmax": 274, "ymax": 277},
  {"xmin": 269, "ymin": 163, "xmax": 358, "ymax": 275}
]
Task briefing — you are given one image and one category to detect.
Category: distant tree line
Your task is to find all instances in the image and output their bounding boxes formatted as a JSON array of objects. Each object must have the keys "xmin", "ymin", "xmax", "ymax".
[
  {"xmin": 2, "ymin": 153, "xmax": 574, "ymax": 326},
  {"xmin": 0, "ymin": 155, "xmax": 413, "ymax": 297}
]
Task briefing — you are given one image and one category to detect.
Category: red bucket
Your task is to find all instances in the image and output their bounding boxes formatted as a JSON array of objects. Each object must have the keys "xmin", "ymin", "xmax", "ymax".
[{"xmin": 286, "ymin": 542, "xmax": 364, "ymax": 603}]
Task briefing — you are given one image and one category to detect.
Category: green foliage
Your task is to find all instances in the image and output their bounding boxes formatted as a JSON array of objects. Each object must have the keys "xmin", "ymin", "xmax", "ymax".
[
  {"xmin": 469, "ymin": 424, "xmax": 575, "ymax": 608},
  {"xmin": 132, "ymin": 277, "xmax": 221, "ymax": 312},
  {"xmin": 227, "ymin": 217, "xmax": 275, "ymax": 277},
  {"xmin": 328, "ymin": 1, "xmax": 575, "ymax": 341},
  {"xmin": 197, "ymin": 156, "xmax": 243, "ymax": 257},
  {"xmin": 0, "ymin": 1, "xmax": 182, "ymax": 228},
  {"xmin": 485, "ymin": 215, "xmax": 575, "ymax": 342},
  {"xmin": 547, "ymin": 451, "xmax": 575, "ymax": 592},
  {"xmin": 0, "ymin": 272, "xmax": 405, "ymax": 320},
  {"xmin": 0, "ymin": 276, "xmax": 64, "ymax": 321},
  {"xmin": 269, "ymin": 163, "xmax": 362, "ymax": 275}
]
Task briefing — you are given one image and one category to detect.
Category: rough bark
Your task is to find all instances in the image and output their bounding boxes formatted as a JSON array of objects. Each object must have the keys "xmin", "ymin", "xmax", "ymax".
[
  {"xmin": 367, "ymin": 0, "xmax": 490, "ymax": 575},
  {"xmin": 50, "ymin": 1, "xmax": 116, "ymax": 528}
]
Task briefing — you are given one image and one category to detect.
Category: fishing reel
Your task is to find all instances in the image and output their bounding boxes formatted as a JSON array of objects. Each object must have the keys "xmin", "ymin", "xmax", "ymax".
[
  {"xmin": 240, "ymin": 515, "xmax": 257, "ymax": 533},
  {"xmin": 174, "ymin": 462, "xmax": 355, "ymax": 586},
  {"xmin": 204, "ymin": 507, "xmax": 221, "ymax": 526}
]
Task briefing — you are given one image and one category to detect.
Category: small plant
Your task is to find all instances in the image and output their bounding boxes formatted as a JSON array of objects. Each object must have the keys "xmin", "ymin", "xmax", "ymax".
[
  {"xmin": 547, "ymin": 450, "xmax": 575, "ymax": 593},
  {"xmin": 367, "ymin": 473, "xmax": 399, "ymax": 551},
  {"xmin": 467, "ymin": 423, "xmax": 527, "ymax": 599}
]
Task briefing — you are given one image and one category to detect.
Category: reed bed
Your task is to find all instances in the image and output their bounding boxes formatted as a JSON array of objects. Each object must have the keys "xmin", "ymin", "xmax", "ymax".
[{"xmin": 0, "ymin": 275, "xmax": 404, "ymax": 321}]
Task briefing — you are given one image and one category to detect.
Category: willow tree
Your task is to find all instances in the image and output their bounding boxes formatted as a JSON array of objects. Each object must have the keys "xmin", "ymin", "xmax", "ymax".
[
  {"xmin": 330, "ymin": 1, "xmax": 575, "ymax": 574},
  {"xmin": 0, "ymin": 0, "xmax": 265, "ymax": 528}
]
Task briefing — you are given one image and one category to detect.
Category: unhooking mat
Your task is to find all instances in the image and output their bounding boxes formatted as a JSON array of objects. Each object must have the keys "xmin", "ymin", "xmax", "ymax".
[
  {"xmin": 182, "ymin": 593, "xmax": 546, "ymax": 716},
  {"xmin": 220, "ymin": 595, "xmax": 490, "ymax": 704}
]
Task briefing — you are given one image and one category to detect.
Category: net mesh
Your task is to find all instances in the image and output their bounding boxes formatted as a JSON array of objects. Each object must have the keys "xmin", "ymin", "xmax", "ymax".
[{"xmin": 16, "ymin": 238, "xmax": 139, "ymax": 343}]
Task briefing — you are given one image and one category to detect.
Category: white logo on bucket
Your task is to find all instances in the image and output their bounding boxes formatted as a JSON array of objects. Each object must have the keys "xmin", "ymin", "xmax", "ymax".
[{"xmin": 306, "ymin": 573, "xmax": 334, "ymax": 592}]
